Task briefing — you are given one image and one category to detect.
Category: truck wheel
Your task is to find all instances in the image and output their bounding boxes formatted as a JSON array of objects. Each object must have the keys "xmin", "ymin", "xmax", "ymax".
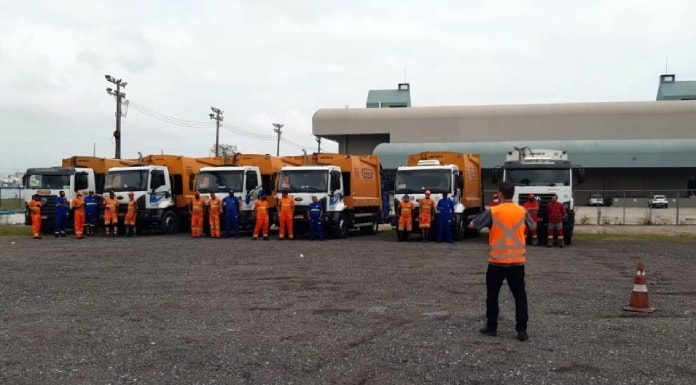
[
  {"xmin": 333, "ymin": 214, "xmax": 349, "ymax": 239},
  {"xmin": 452, "ymin": 214, "xmax": 463, "ymax": 241},
  {"xmin": 160, "ymin": 210, "xmax": 179, "ymax": 234},
  {"xmin": 563, "ymin": 226, "xmax": 573, "ymax": 245}
]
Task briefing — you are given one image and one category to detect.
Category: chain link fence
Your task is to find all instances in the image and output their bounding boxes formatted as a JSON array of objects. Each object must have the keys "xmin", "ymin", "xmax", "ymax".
[
  {"xmin": 483, "ymin": 189, "xmax": 696, "ymax": 225},
  {"xmin": 0, "ymin": 187, "xmax": 25, "ymax": 212}
]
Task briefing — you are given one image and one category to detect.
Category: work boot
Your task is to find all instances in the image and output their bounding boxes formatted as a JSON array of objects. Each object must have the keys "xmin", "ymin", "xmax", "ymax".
[
  {"xmin": 252, "ymin": 237, "xmax": 257, "ymax": 241},
  {"xmin": 60, "ymin": 232, "xmax": 66, "ymax": 238},
  {"xmin": 55, "ymin": 232, "xmax": 59, "ymax": 238},
  {"xmin": 479, "ymin": 326, "xmax": 497, "ymax": 337},
  {"xmin": 517, "ymin": 331, "xmax": 529, "ymax": 341},
  {"xmin": 263, "ymin": 236, "xmax": 269, "ymax": 241},
  {"xmin": 559, "ymin": 242, "xmax": 564, "ymax": 248}
]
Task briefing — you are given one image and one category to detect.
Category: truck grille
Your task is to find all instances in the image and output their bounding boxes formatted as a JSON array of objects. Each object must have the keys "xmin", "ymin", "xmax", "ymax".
[{"xmin": 39, "ymin": 196, "xmax": 57, "ymax": 216}]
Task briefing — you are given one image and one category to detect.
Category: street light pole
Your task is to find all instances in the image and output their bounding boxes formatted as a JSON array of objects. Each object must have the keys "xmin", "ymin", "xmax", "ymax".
[
  {"xmin": 105, "ymin": 75, "xmax": 127, "ymax": 159},
  {"xmin": 209, "ymin": 107, "xmax": 224, "ymax": 157},
  {"xmin": 273, "ymin": 123, "xmax": 284, "ymax": 156}
]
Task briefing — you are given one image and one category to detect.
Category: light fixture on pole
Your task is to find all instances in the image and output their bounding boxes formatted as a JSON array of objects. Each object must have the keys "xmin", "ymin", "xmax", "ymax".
[
  {"xmin": 105, "ymin": 74, "xmax": 127, "ymax": 159},
  {"xmin": 210, "ymin": 107, "xmax": 224, "ymax": 157},
  {"xmin": 272, "ymin": 123, "xmax": 284, "ymax": 156}
]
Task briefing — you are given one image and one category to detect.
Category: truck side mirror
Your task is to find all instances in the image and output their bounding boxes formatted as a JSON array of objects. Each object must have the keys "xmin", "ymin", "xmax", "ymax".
[
  {"xmin": 457, "ymin": 174, "xmax": 464, "ymax": 190},
  {"xmin": 330, "ymin": 171, "xmax": 341, "ymax": 192},
  {"xmin": 492, "ymin": 167, "xmax": 502, "ymax": 184}
]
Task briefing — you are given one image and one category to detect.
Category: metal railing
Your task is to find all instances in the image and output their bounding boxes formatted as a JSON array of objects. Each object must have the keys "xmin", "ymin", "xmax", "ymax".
[
  {"xmin": 482, "ymin": 189, "xmax": 696, "ymax": 225},
  {"xmin": 0, "ymin": 187, "xmax": 25, "ymax": 212}
]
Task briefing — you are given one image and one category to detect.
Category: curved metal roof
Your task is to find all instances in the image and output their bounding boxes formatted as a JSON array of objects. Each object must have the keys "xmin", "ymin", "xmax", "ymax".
[{"xmin": 374, "ymin": 139, "xmax": 696, "ymax": 169}]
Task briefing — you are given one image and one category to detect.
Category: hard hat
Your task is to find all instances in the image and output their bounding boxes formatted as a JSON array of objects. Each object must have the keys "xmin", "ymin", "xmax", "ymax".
[{"xmin": 425, "ymin": 190, "xmax": 431, "ymax": 195}]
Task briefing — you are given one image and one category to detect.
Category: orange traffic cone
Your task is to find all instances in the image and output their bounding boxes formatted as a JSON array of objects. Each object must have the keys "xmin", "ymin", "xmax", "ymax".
[{"xmin": 623, "ymin": 261, "xmax": 656, "ymax": 313}]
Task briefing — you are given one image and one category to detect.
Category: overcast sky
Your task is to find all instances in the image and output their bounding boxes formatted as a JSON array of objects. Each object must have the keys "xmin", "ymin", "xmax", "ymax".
[{"xmin": 1, "ymin": 0, "xmax": 695, "ymax": 174}]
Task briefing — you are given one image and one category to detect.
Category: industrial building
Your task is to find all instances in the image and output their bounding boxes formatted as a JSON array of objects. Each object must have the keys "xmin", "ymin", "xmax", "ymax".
[{"xmin": 313, "ymin": 75, "xmax": 696, "ymax": 195}]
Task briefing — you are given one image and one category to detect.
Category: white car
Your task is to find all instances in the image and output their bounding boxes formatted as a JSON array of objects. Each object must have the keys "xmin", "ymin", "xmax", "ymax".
[
  {"xmin": 587, "ymin": 193, "xmax": 604, "ymax": 206},
  {"xmin": 649, "ymin": 195, "xmax": 669, "ymax": 209}
]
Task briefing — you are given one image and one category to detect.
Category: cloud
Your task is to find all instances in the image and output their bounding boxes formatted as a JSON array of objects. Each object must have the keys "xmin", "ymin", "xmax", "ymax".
[{"xmin": 1, "ymin": 0, "xmax": 696, "ymax": 174}]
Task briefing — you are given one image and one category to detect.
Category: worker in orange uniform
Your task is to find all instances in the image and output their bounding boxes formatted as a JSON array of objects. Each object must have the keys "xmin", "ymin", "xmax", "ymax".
[
  {"xmin": 189, "ymin": 192, "xmax": 205, "ymax": 238},
  {"xmin": 546, "ymin": 194, "xmax": 566, "ymax": 248},
  {"xmin": 124, "ymin": 192, "xmax": 137, "ymax": 237},
  {"xmin": 252, "ymin": 194, "xmax": 270, "ymax": 240},
  {"xmin": 418, "ymin": 190, "xmax": 435, "ymax": 242},
  {"xmin": 397, "ymin": 194, "xmax": 415, "ymax": 242},
  {"xmin": 522, "ymin": 194, "xmax": 539, "ymax": 245},
  {"xmin": 103, "ymin": 191, "xmax": 119, "ymax": 237},
  {"xmin": 469, "ymin": 181, "xmax": 536, "ymax": 341},
  {"xmin": 278, "ymin": 189, "xmax": 295, "ymax": 240},
  {"xmin": 28, "ymin": 194, "xmax": 42, "ymax": 239},
  {"xmin": 208, "ymin": 194, "xmax": 222, "ymax": 238},
  {"xmin": 489, "ymin": 193, "xmax": 501, "ymax": 207},
  {"xmin": 71, "ymin": 191, "xmax": 86, "ymax": 239}
]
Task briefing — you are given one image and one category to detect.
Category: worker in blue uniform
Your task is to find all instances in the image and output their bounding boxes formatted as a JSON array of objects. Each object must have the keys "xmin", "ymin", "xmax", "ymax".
[
  {"xmin": 222, "ymin": 190, "xmax": 240, "ymax": 238},
  {"xmin": 437, "ymin": 192, "xmax": 455, "ymax": 243},
  {"xmin": 54, "ymin": 190, "xmax": 69, "ymax": 237},
  {"xmin": 84, "ymin": 190, "xmax": 99, "ymax": 235},
  {"xmin": 307, "ymin": 195, "xmax": 324, "ymax": 241}
]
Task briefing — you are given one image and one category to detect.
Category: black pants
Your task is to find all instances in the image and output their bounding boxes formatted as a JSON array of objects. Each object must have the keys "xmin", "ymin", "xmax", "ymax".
[{"xmin": 486, "ymin": 264, "xmax": 528, "ymax": 332}]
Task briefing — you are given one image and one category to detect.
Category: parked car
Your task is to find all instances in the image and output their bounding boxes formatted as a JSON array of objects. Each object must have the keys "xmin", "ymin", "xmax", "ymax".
[
  {"xmin": 649, "ymin": 195, "xmax": 669, "ymax": 208},
  {"xmin": 587, "ymin": 193, "xmax": 605, "ymax": 206}
]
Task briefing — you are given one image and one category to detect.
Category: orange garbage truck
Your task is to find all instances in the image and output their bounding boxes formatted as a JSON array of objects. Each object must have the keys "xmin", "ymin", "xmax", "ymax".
[
  {"xmin": 103, "ymin": 155, "xmax": 222, "ymax": 233},
  {"xmin": 22, "ymin": 156, "xmax": 135, "ymax": 232},
  {"xmin": 393, "ymin": 152, "xmax": 483, "ymax": 240},
  {"xmin": 196, "ymin": 153, "xmax": 304, "ymax": 231},
  {"xmin": 276, "ymin": 153, "xmax": 382, "ymax": 238}
]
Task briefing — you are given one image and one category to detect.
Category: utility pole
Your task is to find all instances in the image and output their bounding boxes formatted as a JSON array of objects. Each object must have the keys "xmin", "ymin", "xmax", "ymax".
[
  {"xmin": 105, "ymin": 75, "xmax": 127, "ymax": 159},
  {"xmin": 315, "ymin": 136, "xmax": 322, "ymax": 153},
  {"xmin": 209, "ymin": 107, "xmax": 224, "ymax": 157},
  {"xmin": 273, "ymin": 123, "xmax": 284, "ymax": 156}
]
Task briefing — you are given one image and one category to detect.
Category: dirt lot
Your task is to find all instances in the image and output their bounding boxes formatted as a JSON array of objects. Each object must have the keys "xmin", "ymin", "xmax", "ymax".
[{"xmin": 1, "ymin": 231, "xmax": 695, "ymax": 385}]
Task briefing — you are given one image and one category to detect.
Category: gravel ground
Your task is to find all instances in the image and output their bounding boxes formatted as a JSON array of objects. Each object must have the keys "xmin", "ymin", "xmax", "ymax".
[{"xmin": 1, "ymin": 231, "xmax": 695, "ymax": 385}]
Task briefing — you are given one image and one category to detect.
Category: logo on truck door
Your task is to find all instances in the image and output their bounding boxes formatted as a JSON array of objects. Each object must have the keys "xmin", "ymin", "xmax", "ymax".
[{"xmin": 361, "ymin": 168, "xmax": 373, "ymax": 178}]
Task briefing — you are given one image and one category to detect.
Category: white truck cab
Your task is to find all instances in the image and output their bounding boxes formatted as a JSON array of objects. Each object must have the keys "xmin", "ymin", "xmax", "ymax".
[
  {"xmin": 23, "ymin": 167, "xmax": 96, "ymax": 228},
  {"xmin": 276, "ymin": 165, "xmax": 344, "ymax": 219},
  {"xmin": 393, "ymin": 160, "xmax": 466, "ymax": 238},
  {"xmin": 104, "ymin": 165, "xmax": 177, "ymax": 233},
  {"xmin": 494, "ymin": 148, "xmax": 585, "ymax": 245},
  {"xmin": 197, "ymin": 166, "xmax": 262, "ymax": 228}
]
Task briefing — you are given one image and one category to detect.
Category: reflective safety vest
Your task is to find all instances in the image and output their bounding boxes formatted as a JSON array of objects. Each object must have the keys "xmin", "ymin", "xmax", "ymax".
[
  {"xmin": 399, "ymin": 201, "xmax": 414, "ymax": 218},
  {"xmin": 419, "ymin": 198, "xmax": 434, "ymax": 217},
  {"xmin": 489, "ymin": 202, "xmax": 527, "ymax": 265},
  {"xmin": 208, "ymin": 198, "xmax": 221, "ymax": 215},
  {"xmin": 191, "ymin": 199, "xmax": 205, "ymax": 214},
  {"xmin": 255, "ymin": 200, "xmax": 269, "ymax": 218}
]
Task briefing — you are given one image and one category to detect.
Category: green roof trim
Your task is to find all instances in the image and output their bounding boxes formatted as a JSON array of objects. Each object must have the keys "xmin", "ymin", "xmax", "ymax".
[
  {"xmin": 656, "ymin": 74, "xmax": 696, "ymax": 100},
  {"xmin": 366, "ymin": 87, "xmax": 411, "ymax": 108}
]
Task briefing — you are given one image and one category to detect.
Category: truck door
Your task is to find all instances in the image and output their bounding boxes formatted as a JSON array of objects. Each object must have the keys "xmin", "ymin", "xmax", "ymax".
[
  {"xmin": 74, "ymin": 172, "xmax": 90, "ymax": 195},
  {"xmin": 329, "ymin": 170, "xmax": 343, "ymax": 208},
  {"xmin": 244, "ymin": 170, "xmax": 261, "ymax": 210},
  {"xmin": 147, "ymin": 169, "xmax": 170, "ymax": 208}
]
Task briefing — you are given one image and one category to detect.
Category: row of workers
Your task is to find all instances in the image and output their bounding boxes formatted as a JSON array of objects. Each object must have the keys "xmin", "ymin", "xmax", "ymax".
[
  {"xmin": 396, "ymin": 190, "xmax": 456, "ymax": 243},
  {"xmin": 188, "ymin": 190, "xmax": 325, "ymax": 241},
  {"xmin": 28, "ymin": 190, "xmax": 138, "ymax": 239}
]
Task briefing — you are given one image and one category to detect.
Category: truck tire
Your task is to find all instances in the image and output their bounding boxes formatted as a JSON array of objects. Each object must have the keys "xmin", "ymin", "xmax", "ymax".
[
  {"xmin": 452, "ymin": 214, "xmax": 463, "ymax": 241},
  {"xmin": 160, "ymin": 210, "xmax": 179, "ymax": 235},
  {"xmin": 333, "ymin": 213, "xmax": 349, "ymax": 239}
]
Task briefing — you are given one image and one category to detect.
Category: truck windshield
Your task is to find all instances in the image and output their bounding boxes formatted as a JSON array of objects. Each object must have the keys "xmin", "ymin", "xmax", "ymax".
[
  {"xmin": 278, "ymin": 170, "xmax": 328, "ymax": 193},
  {"xmin": 25, "ymin": 174, "xmax": 71, "ymax": 189},
  {"xmin": 197, "ymin": 171, "xmax": 244, "ymax": 193},
  {"xmin": 104, "ymin": 170, "xmax": 149, "ymax": 191},
  {"xmin": 505, "ymin": 169, "xmax": 570, "ymax": 186},
  {"xmin": 395, "ymin": 169, "xmax": 451, "ymax": 194}
]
